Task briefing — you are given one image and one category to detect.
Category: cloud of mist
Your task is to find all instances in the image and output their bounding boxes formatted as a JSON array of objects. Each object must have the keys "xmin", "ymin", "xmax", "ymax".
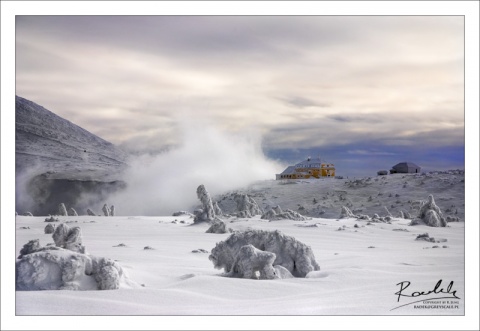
[{"xmin": 111, "ymin": 119, "xmax": 283, "ymax": 216}]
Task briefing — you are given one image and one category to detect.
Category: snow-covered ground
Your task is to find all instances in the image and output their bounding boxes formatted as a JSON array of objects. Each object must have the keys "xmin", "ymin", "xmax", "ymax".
[
  {"xmin": 15, "ymin": 213, "xmax": 465, "ymax": 316},
  {"xmin": 8, "ymin": 169, "xmax": 476, "ymax": 330}
]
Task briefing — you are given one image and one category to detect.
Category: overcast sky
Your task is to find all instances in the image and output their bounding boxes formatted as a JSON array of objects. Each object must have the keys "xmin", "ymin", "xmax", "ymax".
[{"xmin": 15, "ymin": 15, "xmax": 465, "ymax": 176}]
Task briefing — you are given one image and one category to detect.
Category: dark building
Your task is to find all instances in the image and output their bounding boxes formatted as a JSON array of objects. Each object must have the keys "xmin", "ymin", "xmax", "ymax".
[{"xmin": 390, "ymin": 162, "xmax": 421, "ymax": 174}]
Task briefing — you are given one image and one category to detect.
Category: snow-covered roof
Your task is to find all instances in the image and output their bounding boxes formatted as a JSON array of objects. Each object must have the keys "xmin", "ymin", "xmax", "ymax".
[
  {"xmin": 279, "ymin": 166, "xmax": 296, "ymax": 175},
  {"xmin": 295, "ymin": 157, "xmax": 323, "ymax": 168},
  {"xmin": 392, "ymin": 162, "xmax": 421, "ymax": 169}
]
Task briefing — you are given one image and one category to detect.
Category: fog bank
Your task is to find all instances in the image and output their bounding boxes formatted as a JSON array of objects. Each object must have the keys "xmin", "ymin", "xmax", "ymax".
[{"xmin": 111, "ymin": 120, "xmax": 282, "ymax": 216}]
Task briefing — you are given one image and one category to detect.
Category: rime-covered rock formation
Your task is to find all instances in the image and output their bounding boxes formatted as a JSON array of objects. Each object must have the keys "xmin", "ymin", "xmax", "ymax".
[
  {"xmin": 418, "ymin": 195, "xmax": 447, "ymax": 227},
  {"xmin": 16, "ymin": 247, "xmax": 132, "ymax": 291},
  {"xmin": 206, "ymin": 219, "xmax": 228, "ymax": 234},
  {"xmin": 194, "ymin": 185, "xmax": 218, "ymax": 224},
  {"xmin": 213, "ymin": 201, "xmax": 223, "ymax": 216},
  {"xmin": 91, "ymin": 257, "xmax": 125, "ymax": 290},
  {"xmin": 209, "ymin": 229, "xmax": 320, "ymax": 278},
  {"xmin": 339, "ymin": 206, "xmax": 356, "ymax": 219},
  {"xmin": 16, "ymin": 233, "xmax": 135, "ymax": 291},
  {"xmin": 229, "ymin": 244, "xmax": 277, "ymax": 280},
  {"xmin": 52, "ymin": 223, "xmax": 85, "ymax": 253},
  {"xmin": 233, "ymin": 193, "xmax": 262, "ymax": 218},
  {"xmin": 18, "ymin": 239, "xmax": 42, "ymax": 259},
  {"xmin": 102, "ymin": 204, "xmax": 111, "ymax": 217},
  {"xmin": 44, "ymin": 223, "xmax": 56, "ymax": 234},
  {"xmin": 87, "ymin": 208, "xmax": 96, "ymax": 216},
  {"xmin": 110, "ymin": 205, "xmax": 115, "ymax": 216},
  {"xmin": 69, "ymin": 207, "xmax": 78, "ymax": 216},
  {"xmin": 261, "ymin": 205, "xmax": 306, "ymax": 221},
  {"xmin": 45, "ymin": 216, "xmax": 59, "ymax": 222},
  {"xmin": 57, "ymin": 203, "xmax": 68, "ymax": 216}
]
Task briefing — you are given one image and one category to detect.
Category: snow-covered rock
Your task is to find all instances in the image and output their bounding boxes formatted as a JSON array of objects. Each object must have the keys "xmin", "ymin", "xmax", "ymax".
[
  {"xmin": 91, "ymin": 257, "xmax": 125, "ymax": 290},
  {"xmin": 261, "ymin": 205, "xmax": 307, "ymax": 221},
  {"xmin": 44, "ymin": 223, "xmax": 56, "ymax": 234},
  {"xmin": 194, "ymin": 185, "xmax": 217, "ymax": 223},
  {"xmin": 206, "ymin": 219, "xmax": 228, "ymax": 234},
  {"xmin": 87, "ymin": 209, "xmax": 96, "ymax": 216},
  {"xmin": 213, "ymin": 201, "xmax": 223, "ymax": 216},
  {"xmin": 233, "ymin": 193, "xmax": 262, "ymax": 218},
  {"xmin": 52, "ymin": 223, "xmax": 85, "ymax": 253},
  {"xmin": 58, "ymin": 203, "xmax": 68, "ymax": 216},
  {"xmin": 18, "ymin": 239, "xmax": 42, "ymax": 259},
  {"xmin": 69, "ymin": 207, "xmax": 78, "ymax": 216},
  {"xmin": 228, "ymin": 244, "xmax": 277, "ymax": 280},
  {"xmin": 418, "ymin": 195, "xmax": 447, "ymax": 227},
  {"xmin": 102, "ymin": 204, "xmax": 111, "ymax": 217},
  {"xmin": 16, "ymin": 247, "xmax": 133, "ymax": 291},
  {"xmin": 339, "ymin": 206, "xmax": 356, "ymax": 218},
  {"xmin": 110, "ymin": 205, "xmax": 115, "ymax": 216},
  {"xmin": 209, "ymin": 229, "xmax": 320, "ymax": 278},
  {"xmin": 45, "ymin": 216, "xmax": 59, "ymax": 222}
]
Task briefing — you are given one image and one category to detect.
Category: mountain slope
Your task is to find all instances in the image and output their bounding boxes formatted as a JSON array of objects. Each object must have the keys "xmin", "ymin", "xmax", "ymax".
[
  {"xmin": 15, "ymin": 96, "xmax": 129, "ymax": 216},
  {"xmin": 15, "ymin": 95, "xmax": 128, "ymax": 181}
]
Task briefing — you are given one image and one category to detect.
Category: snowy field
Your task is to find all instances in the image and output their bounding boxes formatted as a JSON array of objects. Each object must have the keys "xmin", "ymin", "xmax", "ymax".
[
  {"xmin": 9, "ymin": 173, "xmax": 476, "ymax": 330},
  {"xmin": 14, "ymin": 213, "xmax": 465, "ymax": 316}
]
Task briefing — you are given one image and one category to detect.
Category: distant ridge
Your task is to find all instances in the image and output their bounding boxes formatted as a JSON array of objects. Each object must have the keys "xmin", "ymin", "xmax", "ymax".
[{"xmin": 15, "ymin": 96, "xmax": 129, "ymax": 215}]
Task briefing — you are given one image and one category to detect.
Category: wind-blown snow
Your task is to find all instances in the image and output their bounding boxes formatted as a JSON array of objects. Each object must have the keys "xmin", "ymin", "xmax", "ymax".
[{"xmin": 111, "ymin": 120, "xmax": 282, "ymax": 216}]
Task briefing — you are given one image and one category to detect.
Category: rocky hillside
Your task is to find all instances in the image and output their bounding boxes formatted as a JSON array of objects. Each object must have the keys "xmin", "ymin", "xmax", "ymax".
[{"xmin": 15, "ymin": 96, "xmax": 129, "ymax": 215}]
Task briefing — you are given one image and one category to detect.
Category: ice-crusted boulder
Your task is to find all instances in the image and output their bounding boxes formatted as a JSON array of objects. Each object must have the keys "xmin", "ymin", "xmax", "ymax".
[
  {"xmin": 194, "ymin": 184, "xmax": 218, "ymax": 223},
  {"xmin": 91, "ymin": 257, "xmax": 124, "ymax": 290},
  {"xmin": 209, "ymin": 229, "xmax": 320, "ymax": 278},
  {"xmin": 57, "ymin": 203, "xmax": 68, "ymax": 216},
  {"xmin": 110, "ymin": 205, "xmax": 115, "ymax": 216},
  {"xmin": 44, "ymin": 223, "xmax": 56, "ymax": 234},
  {"xmin": 102, "ymin": 204, "xmax": 111, "ymax": 217},
  {"xmin": 18, "ymin": 239, "xmax": 42, "ymax": 259},
  {"xmin": 23, "ymin": 212, "xmax": 33, "ymax": 216},
  {"xmin": 87, "ymin": 208, "xmax": 96, "ymax": 216},
  {"xmin": 261, "ymin": 205, "xmax": 307, "ymax": 221},
  {"xmin": 233, "ymin": 193, "xmax": 262, "ymax": 218},
  {"xmin": 228, "ymin": 244, "xmax": 277, "ymax": 280},
  {"xmin": 339, "ymin": 206, "xmax": 356, "ymax": 219},
  {"xmin": 52, "ymin": 223, "xmax": 85, "ymax": 253},
  {"xmin": 68, "ymin": 207, "xmax": 78, "ymax": 216},
  {"xmin": 45, "ymin": 216, "xmax": 59, "ymax": 222},
  {"xmin": 16, "ymin": 244, "xmax": 134, "ymax": 291},
  {"xmin": 206, "ymin": 219, "xmax": 228, "ymax": 234},
  {"xmin": 418, "ymin": 195, "xmax": 447, "ymax": 227}
]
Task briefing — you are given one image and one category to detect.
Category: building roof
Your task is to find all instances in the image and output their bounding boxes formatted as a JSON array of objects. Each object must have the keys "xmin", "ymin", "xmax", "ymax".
[
  {"xmin": 392, "ymin": 162, "xmax": 421, "ymax": 169},
  {"xmin": 295, "ymin": 157, "xmax": 323, "ymax": 168},
  {"xmin": 279, "ymin": 166, "xmax": 296, "ymax": 175}
]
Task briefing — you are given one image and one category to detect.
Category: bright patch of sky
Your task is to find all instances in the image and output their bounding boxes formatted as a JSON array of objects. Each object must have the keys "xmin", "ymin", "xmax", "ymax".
[{"xmin": 15, "ymin": 14, "xmax": 465, "ymax": 176}]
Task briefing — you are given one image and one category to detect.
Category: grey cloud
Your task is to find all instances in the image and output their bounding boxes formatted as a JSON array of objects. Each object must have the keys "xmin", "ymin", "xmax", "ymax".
[
  {"xmin": 327, "ymin": 114, "xmax": 382, "ymax": 123},
  {"xmin": 282, "ymin": 96, "xmax": 329, "ymax": 109},
  {"xmin": 15, "ymin": 15, "xmax": 464, "ymax": 164}
]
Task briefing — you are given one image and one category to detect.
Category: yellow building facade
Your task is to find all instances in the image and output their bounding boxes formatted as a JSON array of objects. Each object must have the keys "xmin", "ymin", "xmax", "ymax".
[{"xmin": 276, "ymin": 157, "xmax": 335, "ymax": 180}]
